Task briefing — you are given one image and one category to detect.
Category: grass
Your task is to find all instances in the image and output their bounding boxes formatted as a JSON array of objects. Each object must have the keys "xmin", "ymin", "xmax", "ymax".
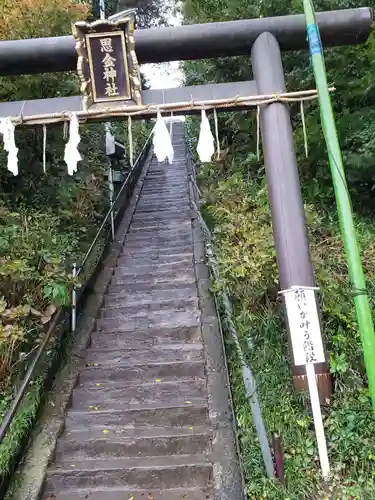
[
  {"xmin": 0, "ymin": 321, "xmax": 72, "ymax": 496},
  {"xmin": 196, "ymin": 156, "xmax": 375, "ymax": 499}
]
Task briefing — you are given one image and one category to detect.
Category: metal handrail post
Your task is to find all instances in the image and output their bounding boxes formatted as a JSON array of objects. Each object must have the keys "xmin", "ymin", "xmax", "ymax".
[{"xmin": 71, "ymin": 263, "xmax": 77, "ymax": 334}]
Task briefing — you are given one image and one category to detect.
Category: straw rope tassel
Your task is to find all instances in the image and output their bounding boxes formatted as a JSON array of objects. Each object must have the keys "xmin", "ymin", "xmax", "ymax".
[
  {"xmin": 63, "ymin": 120, "xmax": 68, "ymax": 140},
  {"xmin": 128, "ymin": 115, "xmax": 133, "ymax": 167},
  {"xmin": 169, "ymin": 111, "xmax": 173, "ymax": 142},
  {"xmin": 301, "ymin": 100, "xmax": 309, "ymax": 158},
  {"xmin": 256, "ymin": 105, "xmax": 261, "ymax": 162},
  {"xmin": 213, "ymin": 108, "xmax": 220, "ymax": 160},
  {"xmin": 43, "ymin": 124, "xmax": 47, "ymax": 174}
]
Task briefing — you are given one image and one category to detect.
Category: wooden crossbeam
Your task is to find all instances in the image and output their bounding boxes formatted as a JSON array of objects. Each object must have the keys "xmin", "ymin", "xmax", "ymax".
[{"xmin": 0, "ymin": 81, "xmax": 258, "ymax": 126}]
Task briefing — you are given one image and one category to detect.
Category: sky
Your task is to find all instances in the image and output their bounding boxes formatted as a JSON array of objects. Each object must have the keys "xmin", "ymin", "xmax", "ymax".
[
  {"xmin": 142, "ymin": 61, "xmax": 183, "ymax": 89},
  {"xmin": 140, "ymin": 4, "xmax": 183, "ymax": 90}
]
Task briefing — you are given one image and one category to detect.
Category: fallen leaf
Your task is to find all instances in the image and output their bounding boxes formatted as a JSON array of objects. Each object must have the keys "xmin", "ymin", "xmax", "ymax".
[
  {"xmin": 22, "ymin": 305, "xmax": 31, "ymax": 315},
  {"xmin": 30, "ymin": 307, "xmax": 43, "ymax": 318},
  {"xmin": 0, "ymin": 297, "xmax": 6, "ymax": 313},
  {"xmin": 41, "ymin": 315, "xmax": 52, "ymax": 325},
  {"xmin": 44, "ymin": 304, "xmax": 57, "ymax": 317}
]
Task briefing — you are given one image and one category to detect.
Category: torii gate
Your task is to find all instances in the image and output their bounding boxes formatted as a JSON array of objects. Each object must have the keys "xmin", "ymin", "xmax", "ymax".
[{"xmin": 0, "ymin": 7, "xmax": 372, "ymax": 403}]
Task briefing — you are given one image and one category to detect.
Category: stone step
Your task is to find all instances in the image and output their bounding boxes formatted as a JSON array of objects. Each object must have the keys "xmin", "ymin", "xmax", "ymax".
[
  {"xmin": 110, "ymin": 271, "xmax": 196, "ymax": 287},
  {"xmin": 65, "ymin": 405, "xmax": 209, "ymax": 429},
  {"xmin": 116, "ymin": 253, "xmax": 193, "ymax": 267},
  {"xmin": 141, "ymin": 182, "xmax": 187, "ymax": 187},
  {"xmin": 129, "ymin": 221, "xmax": 191, "ymax": 232},
  {"xmin": 42, "ymin": 487, "xmax": 213, "ymax": 500},
  {"xmin": 100, "ymin": 302, "xmax": 198, "ymax": 319},
  {"xmin": 127, "ymin": 230, "xmax": 192, "ymax": 240},
  {"xmin": 130, "ymin": 219, "xmax": 191, "ymax": 229},
  {"xmin": 136, "ymin": 201, "xmax": 189, "ymax": 210},
  {"xmin": 45, "ymin": 456, "xmax": 213, "ymax": 492},
  {"xmin": 96, "ymin": 309, "xmax": 200, "ymax": 332},
  {"xmin": 141, "ymin": 178, "xmax": 187, "ymax": 185},
  {"xmin": 103, "ymin": 291, "xmax": 197, "ymax": 308},
  {"xmin": 131, "ymin": 212, "xmax": 191, "ymax": 221},
  {"xmin": 137, "ymin": 193, "xmax": 189, "ymax": 201},
  {"xmin": 63, "ymin": 426, "xmax": 210, "ymax": 440},
  {"xmin": 72, "ymin": 379, "xmax": 206, "ymax": 410},
  {"xmin": 132, "ymin": 209, "xmax": 190, "ymax": 217},
  {"xmin": 108, "ymin": 280, "xmax": 196, "ymax": 294},
  {"xmin": 140, "ymin": 186, "xmax": 188, "ymax": 195},
  {"xmin": 84, "ymin": 345, "xmax": 203, "ymax": 366},
  {"xmin": 89, "ymin": 326, "xmax": 201, "ymax": 349},
  {"xmin": 55, "ymin": 429, "xmax": 212, "ymax": 461},
  {"xmin": 122, "ymin": 240, "xmax": 193, "ymax": 251},
  {"xmin": 113, "ymin": 262, "xmax": 193, "ymax": 278},
  {"xmin": 121, "ymin": 244, "xmax": 193, "ymax": 257},
  {"xmin": 107, "ymin": 280, "xmax": 197, "ymax": 295},
  {"xmin": 125, "ymin": 234, "xmax": 192, "ymax": 245},
  {"xmin": 129, "ymin": 217, "xmax": 192, "ymax": 227},
  {"xmin": 136, "ymin": 199, "xmax": 188, "ymax": 206},
  {"xmin": 134, "ymin": 208, "xmax": 191, "ymax": 216},
  {"xmin": 78, "ymin": 360, "xmax": 205, "ymax": 384}
]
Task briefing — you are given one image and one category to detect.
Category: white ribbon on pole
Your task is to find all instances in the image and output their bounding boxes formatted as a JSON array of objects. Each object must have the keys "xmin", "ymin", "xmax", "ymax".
[
  {"xmin": 197, "ymin": 109, "xmax": 215, "ymax": 163},
  {"xmin": 64, "ymin": 113, "xmax": 82, "ymax": 176},
  {"xmin": 0, "ymin": 117, "xmax": 19, "ymax": 176},
  {"xmin": 152, "ymin": 110, "xmax": 174, "ymax": 164}
]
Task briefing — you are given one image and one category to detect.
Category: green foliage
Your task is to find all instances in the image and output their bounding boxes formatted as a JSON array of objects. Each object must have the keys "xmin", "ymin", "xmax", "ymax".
[
  {"xmin": 184, "ymin": 0, "xmax": 375, "ymax": 497},
  {"xmin": 0, "ymin": 0, "xmax": 153, "ymax": 483}
]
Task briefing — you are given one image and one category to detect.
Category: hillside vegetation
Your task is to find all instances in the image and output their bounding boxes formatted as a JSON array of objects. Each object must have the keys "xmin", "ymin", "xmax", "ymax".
[
  {"xmin": 183, "ymin": 0, "xmax": 375, "ymax": 498},
  {"xmin": 0, "ymin": 0, "xmax": 151, "ymax": 484}
]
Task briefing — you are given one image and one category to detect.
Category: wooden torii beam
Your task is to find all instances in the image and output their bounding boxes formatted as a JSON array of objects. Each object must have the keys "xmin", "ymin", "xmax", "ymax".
[{"xmin": 0, "ymin": 8, "xmax": 371, "ymax": 76}]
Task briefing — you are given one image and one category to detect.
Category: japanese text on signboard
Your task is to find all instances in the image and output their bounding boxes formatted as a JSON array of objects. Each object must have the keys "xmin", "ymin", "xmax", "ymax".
[
  {"xmin": 100, "ymin": 37, "xmax": 119, "ymax": 97},
  {"xmin": 86, "ymin": 32, "xmax": 131, "ymax": 103},
  {"xmin": 284, "ymin": 287, "xmax": 325, "ymax": 366}
]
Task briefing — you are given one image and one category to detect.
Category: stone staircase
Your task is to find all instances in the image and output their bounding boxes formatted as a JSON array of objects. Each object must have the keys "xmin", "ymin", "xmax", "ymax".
[{"xmin": 41, "ymin": 123, "xmax": 242, "ymax": 500}]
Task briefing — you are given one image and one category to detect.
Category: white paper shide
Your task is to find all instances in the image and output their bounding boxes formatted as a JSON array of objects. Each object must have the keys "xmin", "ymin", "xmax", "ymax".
[
  {"xmin": 105, "ymin": 125, "xmax": 116, "ymax": 156},
  {"xmin": 0, "ymin": 117, "xmax": 19, "ymax": 176},
  {"xmin": 197, "ymin": 109, "xmax": 215, "ymax": 163},
  {"xmin": 153, "ymin": 111, "xmax": 174, "ymax": 164},
  {"xmin": 64, "ymin": 113, "xmax": 82, "ymax": 176},
  {"xmin": 284, "ymin": 287, "xmax": 325, "ymax": 366}
]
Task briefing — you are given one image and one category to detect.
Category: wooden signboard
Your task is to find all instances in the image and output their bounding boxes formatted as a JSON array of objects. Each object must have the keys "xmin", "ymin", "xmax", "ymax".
[{"xmin": 73, "ymin": 16, "xmax": 142, "ymax": 109}]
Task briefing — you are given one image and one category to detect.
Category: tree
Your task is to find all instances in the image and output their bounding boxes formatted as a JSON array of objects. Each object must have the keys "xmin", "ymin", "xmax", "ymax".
[
  {"xmin": 93, "ymin": 0, "xmax": 171, "ymax": 28},
  {"xmin": 182, "ymin": 1, "xmax": 375, "ymax": 498}
]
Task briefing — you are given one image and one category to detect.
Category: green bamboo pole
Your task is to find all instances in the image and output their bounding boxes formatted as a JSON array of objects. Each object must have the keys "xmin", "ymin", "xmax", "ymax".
[{"xmin": 302, "ymin": 0, "xmax": 375, "ymax": 416}]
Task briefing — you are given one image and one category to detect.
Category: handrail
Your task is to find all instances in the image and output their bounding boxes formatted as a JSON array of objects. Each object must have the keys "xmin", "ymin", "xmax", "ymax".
[
  {"xmin": 0, "ymin": 310, "xmax": 63, "ymax": 444},
  {"xmin": 0, "ymin": 129, "xmax": 153, "ymax": 446},
  {"xmin": 77, "ymin": 129, "xmax": 153, "ymax": 276}
]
